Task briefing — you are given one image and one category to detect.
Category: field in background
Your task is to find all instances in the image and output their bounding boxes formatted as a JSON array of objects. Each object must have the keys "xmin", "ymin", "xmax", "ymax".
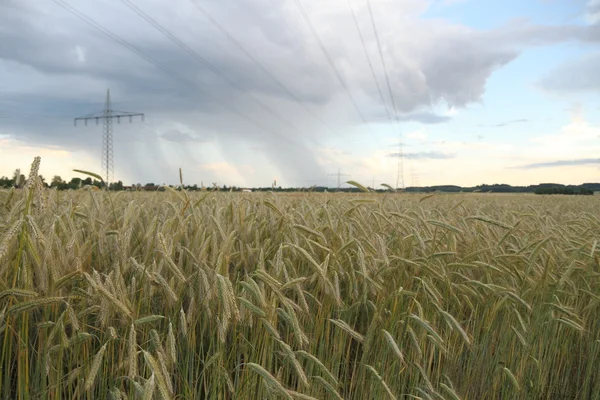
[{"xmin": 0, "ymin": 181, "xmax": 599, "ymax": 399}]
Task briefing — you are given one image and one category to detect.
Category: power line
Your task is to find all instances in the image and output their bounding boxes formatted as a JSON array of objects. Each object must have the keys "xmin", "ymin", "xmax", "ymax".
[
  {"xmin": 0, "ymin": 111, "xmax": 72, "ymax": 118},
  {"xmin": 346, "ymin": 0, "xmax": 391, "ymax": 123},
  {"xmin": 366, "ymin": 0, "xmax": 399, "ymax": 124},
  {"xmin": 52, "ymin": 0, "xmax": 296, "ymax": 146},
  {"xmin": 344, "ymin": 0, "xmax": 396, "ymax": 170},
  {"xmin": 120, "ymin": 0, "xmax": 305, "ymax": 138},
  {"xmin": 0, "ymin": 113, "xmax": 74, "ymax": 123},
  {"xmin": 0, "ymin": 116, "xmax": 71, "ymax": 122},
  {"xmin": 366, "ymin": 0, "xmax": 404, "ymax": 189},
  {"xmin": 186, "ymin": 0, "xmax": 337, "ymax": 135},
  {"xmin": 265, "ymin": 0, "xmax": 334, "ymax": 86},
  {"xmin": 291, "ymin": 0, "xmax": 371, "ymax": 127}
]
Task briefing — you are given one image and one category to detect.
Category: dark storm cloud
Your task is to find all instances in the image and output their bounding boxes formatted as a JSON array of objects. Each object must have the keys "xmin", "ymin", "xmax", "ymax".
[
  {"xmin": 3, "ymin": 0, "xmax": 597, "ymax": 118},
  {"xmin": 0, "ymin": 0, "xmax": 332, "ymax": 115},
  {"xmin": 516, "ymin": 158, "xmax": 600, "ymax": 169}
]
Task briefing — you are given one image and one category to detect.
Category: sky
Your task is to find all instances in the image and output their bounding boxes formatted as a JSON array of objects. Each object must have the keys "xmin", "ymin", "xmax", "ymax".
[{"xmin": 0, "ymin": 0, "xmax": 599, "ymax": 188}]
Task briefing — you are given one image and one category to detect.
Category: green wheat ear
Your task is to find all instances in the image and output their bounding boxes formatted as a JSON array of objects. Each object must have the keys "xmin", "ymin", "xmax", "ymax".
[
  {"xmin": 345, "ymin": 180, "xmax": 370, "ymax": 192},
  {"xmin": 73, "ymin": 169, "xmax": 104, "ymax": 182}
]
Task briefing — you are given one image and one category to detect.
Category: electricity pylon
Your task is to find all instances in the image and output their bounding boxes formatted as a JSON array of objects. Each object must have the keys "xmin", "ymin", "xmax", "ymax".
[
  {"xmin": 396, "ymin": 137, "xmax": 404, "ymax": 190},
  {"xmin": 411, "ymin": 165, "xmax": 420, "ymax": 187},
  {"xmin": 74, "ymin": 89, "xmax": 144, "ymax": 187},
  {"xmin": 328, "ymin": 168, "xmax": 350, "ymax": 190}
]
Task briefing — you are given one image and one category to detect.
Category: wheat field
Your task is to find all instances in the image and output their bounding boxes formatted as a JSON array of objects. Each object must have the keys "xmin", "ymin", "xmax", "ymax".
[{"xmin": 0, "ymin": 160, "xmax": 599, "ymax": 399}]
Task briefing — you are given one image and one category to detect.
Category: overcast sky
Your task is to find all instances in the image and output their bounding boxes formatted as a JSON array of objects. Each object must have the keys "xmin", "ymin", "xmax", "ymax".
[{"xmin": 1, "ymin": 0, "xmax": 599, "ymax": 187}]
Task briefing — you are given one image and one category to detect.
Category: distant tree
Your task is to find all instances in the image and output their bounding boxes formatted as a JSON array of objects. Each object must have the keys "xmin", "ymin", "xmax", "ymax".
[
  {"xmin": 0, "ymin": 176, "xmax": 12, "ymax": 188},
  {"xmin": 2, "ymin": 176, "xmax": 10, "ymax": 187},
  {"xmin": 535, "ymin": 186, "xmax": 593, "ymax": 195},
  {"xmin": 51, "ymin": 175, "xmax": 64, "ymax": 187},
  {"xmin": 109, "ymin": 181, "xmax": 124, "ymax": 191},
  {"xmin": 66, "ymin": 177, "xmax": 82, "ymax": 189}
]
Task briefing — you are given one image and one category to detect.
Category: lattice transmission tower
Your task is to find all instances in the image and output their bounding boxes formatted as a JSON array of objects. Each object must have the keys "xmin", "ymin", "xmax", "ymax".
[
  {"xmin": 328, "ymin": 168, "xmax": 350, "ymax": 190},
  {"xmin": 74, "ymin": 90, "xmax": 144, "ymax": 187},
  {"xmin": 396, "ymin": 136, "xmax": 404, "ymax": 190}
]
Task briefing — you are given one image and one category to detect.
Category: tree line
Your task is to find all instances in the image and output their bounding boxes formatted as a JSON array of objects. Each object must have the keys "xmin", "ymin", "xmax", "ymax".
[
  {"xmin": 0, "ymin": 170, "xmax": 124, "ymax": 190},
  {"xmin": 402, "ymin": 183, "xmax": 598, "ymax": 195},
  {"xmin": 1, "ymin": 169, "xmax": 598, "ymax": 195}
]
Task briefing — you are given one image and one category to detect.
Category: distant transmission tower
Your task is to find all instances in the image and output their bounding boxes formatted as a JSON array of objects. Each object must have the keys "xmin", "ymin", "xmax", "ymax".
[
  {"xmin": 411, "ymin": 165, "xmax": 420, "ymax": 187},
  {"xmin": 74, "ymin": 90, "xmax": 144, "ymax": 187},
  {"xmin": 328, "ymin": 168, "xmax": 350, "ymax": 190},
  {"xmin": 395, "ymin": 136, "xmax": 404, "ymax": 190}
]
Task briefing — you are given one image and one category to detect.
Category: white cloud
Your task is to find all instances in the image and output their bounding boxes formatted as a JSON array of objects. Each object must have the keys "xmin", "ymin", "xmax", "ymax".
[
  {"xmin": 586, "ymin": 0, "xmax": 600, "ymax": 24},
  {"xmin": 327, "ymin": 107, "xmax": 600, "ymax": 187},
  {"xmin": 196, "ymin": 162, "xmax": 260, "ymax": 186},
  {"xmin": 528, "ymin": 106, "xmax": 600, "ymax": 159},
  {"xmin": 538, "ymin": 51, "xmax": 600, "ymax": 94},
  {"xmin": 74, "ymin": 45, "xmax": 86, "ymax": 63},
  {"xmin": 406, "ymin": 129, "xmax": 428, "ymax": 141},
  {"xmin": 444, "ymin": 107, "xmax": 459, "ymax": 117}
]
